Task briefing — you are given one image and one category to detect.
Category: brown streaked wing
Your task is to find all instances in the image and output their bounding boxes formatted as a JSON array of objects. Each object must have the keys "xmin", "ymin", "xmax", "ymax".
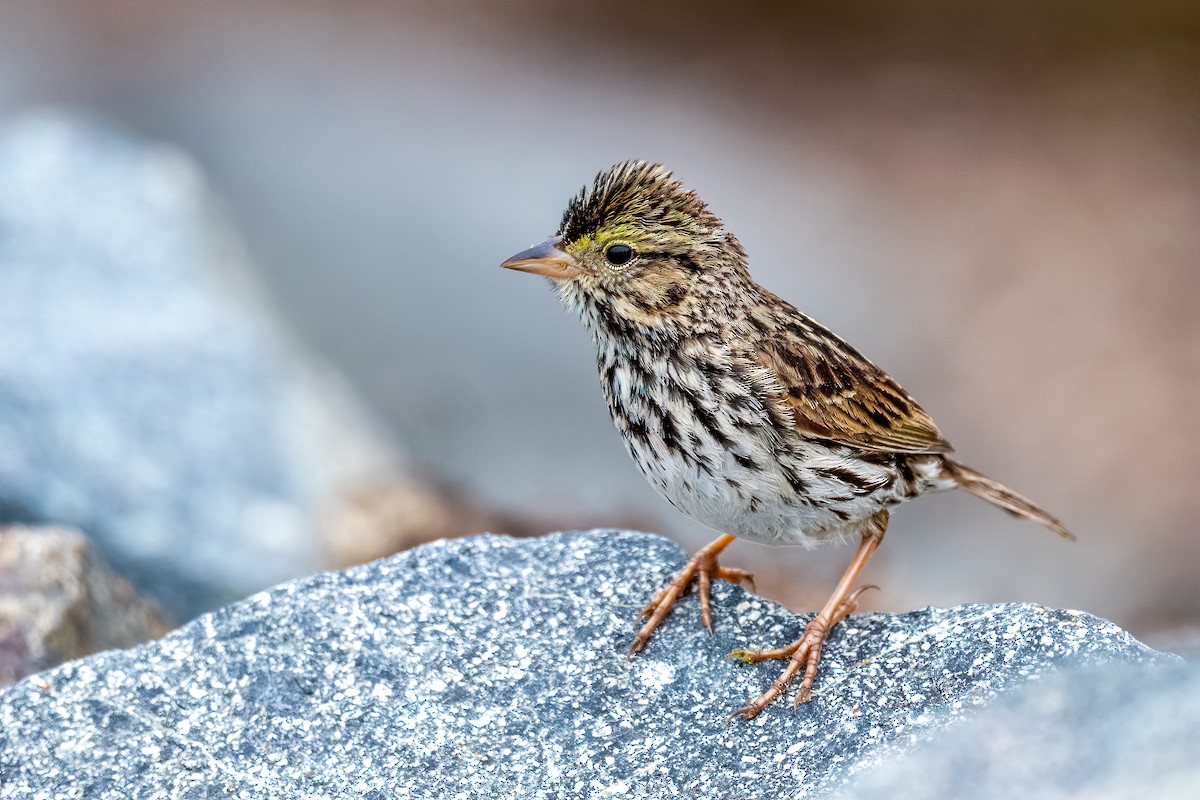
[{"xmin": 749, "ymin": 295, "xmax": 953, "ymax": 455}]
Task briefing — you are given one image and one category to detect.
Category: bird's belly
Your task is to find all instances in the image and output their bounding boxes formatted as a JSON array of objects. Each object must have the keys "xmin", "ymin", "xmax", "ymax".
[
  {"xmin": 598, "ymin": 347, "xmax": 912, "ymax": 547},
  {"xmin": 625, "ymin": 434, "xmax": 865, "ymax": 548},
  {"xmin": 626, "ymin": 426, "xmax": 911, "ymax": 548}
]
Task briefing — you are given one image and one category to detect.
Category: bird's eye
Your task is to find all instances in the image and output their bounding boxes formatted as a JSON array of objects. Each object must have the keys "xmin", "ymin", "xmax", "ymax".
[{"xmin": 604, "ymin": 244, "xmax": 635, "ymax": 267}]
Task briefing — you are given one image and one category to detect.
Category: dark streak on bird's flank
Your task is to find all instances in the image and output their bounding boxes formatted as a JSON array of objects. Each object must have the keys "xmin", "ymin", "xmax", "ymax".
[
  {"xmin": 732, "ymin": 451, "xmax": 760, "ymax": 471},
  {"xmin": 812, "ymin": 465, "xmax": 882, "ymax": 493}
]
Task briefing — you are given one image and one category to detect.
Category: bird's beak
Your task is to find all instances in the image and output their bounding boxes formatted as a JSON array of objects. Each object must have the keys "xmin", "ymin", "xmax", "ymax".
[{"xmin": 501, "ymin": 236, "xmax": 585, "ymax": 281}]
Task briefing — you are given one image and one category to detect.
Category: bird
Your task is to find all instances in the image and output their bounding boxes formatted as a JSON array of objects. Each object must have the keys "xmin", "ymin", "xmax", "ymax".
[{"xmin": 501, "ymin": 160, "xmax": 1075, "ymax": 719}]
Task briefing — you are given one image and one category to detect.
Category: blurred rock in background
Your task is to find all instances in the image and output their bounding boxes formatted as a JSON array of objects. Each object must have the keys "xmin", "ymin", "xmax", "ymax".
[
  {"xmin": 0, "ymin": 526, "xmax": 170, "ymax": 687},
  {"xmin": 0, "ymin": 2, "xmax": 1195, "ymax": 637},
  {"xmin": 322, "ymin": 470, "xmax": 554, "ymax": 570},
  {"xmin": 0, "ymin": 113, "xmax": 535, "ymax": 620}
]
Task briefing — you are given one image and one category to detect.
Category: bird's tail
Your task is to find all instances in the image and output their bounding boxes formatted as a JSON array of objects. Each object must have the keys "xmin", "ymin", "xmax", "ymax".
[{"xmin": 941, "ymin": 459, "xmax": 1076, "ymax": 541}]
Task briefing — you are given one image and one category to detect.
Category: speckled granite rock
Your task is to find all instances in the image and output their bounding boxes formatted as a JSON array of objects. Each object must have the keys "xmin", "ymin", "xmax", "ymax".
[
  {"xmin": 841, "ymin": 662, "xmax": 1200, "ymax": 800},
  {"xmin": 0, "ymin": 526, "xmax": 171, "ymax": 687},
  {"xmin": 0, "ymin": 531, "xmax": 1176, "ymax": 799}
]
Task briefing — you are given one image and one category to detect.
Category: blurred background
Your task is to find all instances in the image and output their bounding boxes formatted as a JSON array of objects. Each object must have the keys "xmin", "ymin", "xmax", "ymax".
[{"xmin": 0, "ymin": 1, "xmax": 1196, "ymax": 653}]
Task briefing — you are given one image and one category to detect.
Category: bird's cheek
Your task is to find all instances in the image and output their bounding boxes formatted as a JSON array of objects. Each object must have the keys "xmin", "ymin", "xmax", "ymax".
[
  {"xmin": 602, "ymin": 291, "xmax": 666, "ymax": 327},
  {"xmin": 656, "ymin": 282, "xmax": 689, "ymax": 312},
  {"xmin": 629, "ymin": 276, "xmax": 690, "ymax": 315}
]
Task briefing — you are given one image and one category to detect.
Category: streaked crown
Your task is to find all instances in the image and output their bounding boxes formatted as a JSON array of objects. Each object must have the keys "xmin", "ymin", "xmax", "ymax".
[{"xmin": 558, "ymin": 161, "xmax": 721, "ymax": 247}]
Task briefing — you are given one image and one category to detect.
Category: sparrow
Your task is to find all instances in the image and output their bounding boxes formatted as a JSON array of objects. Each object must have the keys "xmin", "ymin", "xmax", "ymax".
[{"xmin": 502, "ymin": 161, "xmax": 1074, "ymax": 718}]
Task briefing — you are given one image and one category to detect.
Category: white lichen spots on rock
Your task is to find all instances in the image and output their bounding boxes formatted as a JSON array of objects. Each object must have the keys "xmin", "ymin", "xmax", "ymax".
[{"xmin": 636, "ymin": 660, "xmax": 677, "ymax": 692}]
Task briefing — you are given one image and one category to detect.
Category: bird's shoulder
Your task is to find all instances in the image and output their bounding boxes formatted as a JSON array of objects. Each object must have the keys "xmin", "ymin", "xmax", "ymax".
[{"xmin": 741, "ymin": 289, "xmax": 953, "ymax": 455}]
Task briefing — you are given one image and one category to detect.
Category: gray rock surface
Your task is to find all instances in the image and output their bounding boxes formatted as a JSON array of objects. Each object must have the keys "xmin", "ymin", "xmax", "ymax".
[
  {"xmin": 0, "ymin": 526, "xmax": 171, "ymax": 687},
  {"xmin": 842, "ymin": 662, "xmax": 1200, "ymax": 800},
  {"xmin": 0, "ymin": 111, "xmax": 505, "ymax": 618},
  {"xmin": 0, "ymin": 530, "xmax": 1175, "ymax": 799}
]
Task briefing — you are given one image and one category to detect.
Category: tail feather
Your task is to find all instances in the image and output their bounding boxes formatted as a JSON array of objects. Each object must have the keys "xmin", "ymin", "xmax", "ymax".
[{"xmin": 942, "ymin": 459, "xmax": 1076, "ymax": 541}]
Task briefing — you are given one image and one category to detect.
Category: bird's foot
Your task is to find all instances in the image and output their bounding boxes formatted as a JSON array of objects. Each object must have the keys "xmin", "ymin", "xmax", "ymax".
[
  {"xmin": 629, "ymin": 534, "xmax": 752, "ymax": 654},
  {"xmin": 727, "ymin": 584, "xmax": 877, "ymax": 719}
]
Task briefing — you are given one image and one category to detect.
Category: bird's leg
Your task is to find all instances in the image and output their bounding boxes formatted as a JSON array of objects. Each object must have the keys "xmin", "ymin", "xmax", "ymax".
[
  {"xmin": 729, "ymin": 514, "xmax": 888, "ymax": 719},
  {"xmin": 630, "ymin": 533, "xmax": 753, "ymax": 654},
  {"xmin": 730, "ymin": 584, "xmax": 879, "ymax": 663}
]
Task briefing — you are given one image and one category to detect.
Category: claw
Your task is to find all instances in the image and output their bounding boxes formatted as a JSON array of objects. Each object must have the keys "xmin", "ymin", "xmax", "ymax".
[
  {"xmin": 839, "ymin": 583, "xmax": 879, "ymax": 614},
  {"xmin": 727, "ymin": 522, "xmax": 890, "ymax": 719},
  {"xmin": 698, "ymin": 568, "xmax": 714, "ymax": 634},
  {"xmin": 640, "ymin": 587, "xmax": 668, "ymax": 618},
  {"xmin": 850, "ymin": 583, "xmax": 880, "ymax": 600},
  {"xmin": 726, "ymin": 705, "xmax": 756, "ymax": 723},
  {"xmin": 728, "ymin": 649, "xmax": 756, "ymax": 664},
  {"xmin": 630, "ymin": 534, "xmax": 741, "ymax": 654},
  {"xmin": 729, "ymin": 634, "xmax": 802, "ymax": 664}
]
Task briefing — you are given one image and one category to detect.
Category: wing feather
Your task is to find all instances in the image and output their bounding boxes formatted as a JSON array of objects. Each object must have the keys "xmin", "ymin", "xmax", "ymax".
[{"xmin": 748, "ymin": 294, "xmax": 952, "ymax": 455}]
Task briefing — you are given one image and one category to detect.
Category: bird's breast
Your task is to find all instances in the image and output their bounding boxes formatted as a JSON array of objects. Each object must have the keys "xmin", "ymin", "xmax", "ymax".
[
  {"xmin": 592, "ymin": 337, "xmax": 926, "ymax": 546},
  {"xmin": 596, "ymin": 340, "xmax": 791, "ymax": 528}
]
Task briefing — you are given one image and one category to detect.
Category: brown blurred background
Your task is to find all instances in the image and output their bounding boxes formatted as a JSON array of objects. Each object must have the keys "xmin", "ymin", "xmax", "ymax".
[{"xmin": 0, "ymin": 1, "xmax": 1196, "ymax": 641}]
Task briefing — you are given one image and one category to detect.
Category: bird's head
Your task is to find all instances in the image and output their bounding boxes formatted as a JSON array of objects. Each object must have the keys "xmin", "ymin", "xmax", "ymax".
[{"xmin": 502, "ymin": 161, "xmax": 747, "ymax": 329}]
